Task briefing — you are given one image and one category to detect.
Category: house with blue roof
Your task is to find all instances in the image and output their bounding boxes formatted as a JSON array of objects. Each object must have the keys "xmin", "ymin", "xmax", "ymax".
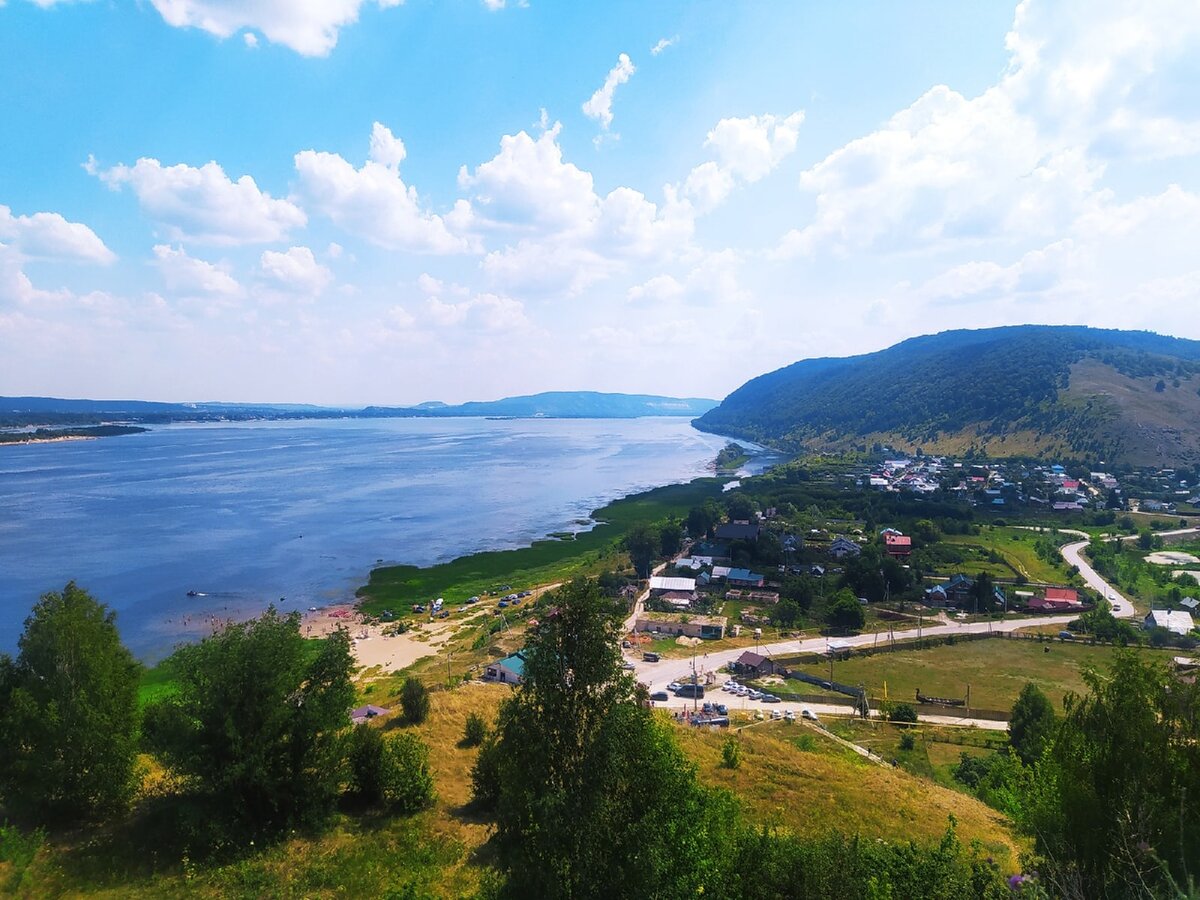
[
  {"xmin": 484, "ymin": 652, "xmax": 526, "ymax": 684},
  {"xmin": 726, "ymin": 568, "xmax": 765, "ymax": 588}
]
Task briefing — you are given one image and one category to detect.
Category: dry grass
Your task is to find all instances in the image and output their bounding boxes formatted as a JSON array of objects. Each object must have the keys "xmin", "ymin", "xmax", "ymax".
[{"xmin": 674, "ymin": 719, "xmax": 1024, "ymax": 869}]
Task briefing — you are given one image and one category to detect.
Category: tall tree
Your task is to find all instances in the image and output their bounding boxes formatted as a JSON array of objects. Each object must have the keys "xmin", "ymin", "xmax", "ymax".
[
  {"xmin": 143, "ymin": 608, "xmax": 355, "ymax": 832},
  {"xmin": 624, "ymin": 523, "xmax": 658, "ymax": 577},
  {"xmin": 0, "ymin": 583, "xmax": 141, "ymax": 825},
  {"xmin": 480, "ymin": 578, "xmax": 736, "ymax": 898},
  {"xmin": 1008, "ymin": 683, "xmax": 1056, "ymax": 765},
  {"xmin": 1025, "ymin": 652, "xmax": 1200, "ymax": 898}
]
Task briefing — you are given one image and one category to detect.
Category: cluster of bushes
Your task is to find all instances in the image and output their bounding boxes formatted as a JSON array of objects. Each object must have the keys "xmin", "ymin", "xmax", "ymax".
[
  {"xmin": 0, "ymin": 583, "xmax": 435, "ymax": 847},
  {"xmin": 952, "ymin": 663, "xmax": 1200, "ymax": 898}
]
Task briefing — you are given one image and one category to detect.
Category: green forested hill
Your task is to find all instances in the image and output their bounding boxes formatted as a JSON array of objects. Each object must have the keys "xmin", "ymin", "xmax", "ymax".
[{"xmin": 695, "ymin": 325, "xmax": 1200, "ymax": 466}]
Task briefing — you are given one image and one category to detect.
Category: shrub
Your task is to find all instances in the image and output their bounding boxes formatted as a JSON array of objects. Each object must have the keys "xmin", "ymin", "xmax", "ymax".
[
  {"xmin": 898, "ymin": 731, "xmax": 916, "ymax": 751},
  {"xmin": 461, "ymin": 712, "xmax": 488, "ymax": 748},
  {"xmin": 400, "ymin": 677, "xmax": 430, "ymax": 724},
  {"xmin": 888, "ymin": 703, "xmax": 918, "ymax": 723},
  {"xmin": 470, "ymin": 731, "xmax": 503, "ymax": 811},
  {"xmin": 347, "ymin": 725, "xmax": 435, "ymax": 813},
  {"xmin": 720, "ymin": 736, "xmax": 741, "ymax": 769}
]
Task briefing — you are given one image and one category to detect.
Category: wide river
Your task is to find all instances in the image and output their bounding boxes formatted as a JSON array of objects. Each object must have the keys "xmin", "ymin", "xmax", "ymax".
[{"xmin": 0, "ymin": 417, "xmax": 759, "ymax": 660}]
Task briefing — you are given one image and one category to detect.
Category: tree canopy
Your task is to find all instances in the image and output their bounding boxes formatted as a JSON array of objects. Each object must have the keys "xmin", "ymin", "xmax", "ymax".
[
  {"xmin": 143, "ymin": 607, "xmax": 356, "ymax": 832},
  {"xmin": 0, "ymin": 583, "xmax": 141, "ymax": 825}
]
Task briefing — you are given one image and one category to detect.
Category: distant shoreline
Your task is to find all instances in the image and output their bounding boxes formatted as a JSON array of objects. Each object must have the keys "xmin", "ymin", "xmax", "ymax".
[{"xmin": 0, "ymin": 424, "xmax": 149, "ymax": 446}]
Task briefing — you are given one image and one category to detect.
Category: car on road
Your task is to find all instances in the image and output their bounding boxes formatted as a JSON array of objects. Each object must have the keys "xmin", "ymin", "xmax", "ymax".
[
  {"xmin": 467, "ymin": 596, "xmax": 480, "ymax": 604},
  {"xmin": 1058, "ymin": 630, "xmax": 1076, "ymax": 640},
  {"xmin": 747, "ymin": 690, "xmax": 763, "ymax": 701},
  {"xmin": 643, "ymin": 651, "xmax": 660, "ymax": 662},
  {"xmin": 650, "ymin": 691, "xmax": 669, "ymax": 701},
  {"xmin": 676, "ymin": 683, "xmax": 705, "ymax": 699},
  {"xmin": 667, "ymin": 681, "xmax": 682, "ymax": 692},
  {"xmin": 801, "ymin": 708, "xmax": 818, "ymax": 721},
  {"xmin": 621, "ymin": 661, "xmax": 635, "ymax": 670},
  {"xmin": 770, "ymin": 709, "xmax": 782, "ymax": 720}
]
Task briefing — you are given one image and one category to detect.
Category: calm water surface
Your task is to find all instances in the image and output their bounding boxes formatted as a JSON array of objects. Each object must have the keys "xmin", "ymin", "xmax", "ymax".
[{"xmin": 0, "ymin": 418, "xmax": 757, "ymax": 659}]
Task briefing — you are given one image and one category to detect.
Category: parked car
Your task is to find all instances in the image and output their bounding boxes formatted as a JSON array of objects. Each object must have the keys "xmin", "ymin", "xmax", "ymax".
[
  {"xmin": 761, "ymin": 694, "xmax": 781, "ymax": 703},
  {"xmin": 736, "ymin": 686, "xmax": 749, "ymax": 696},
  {"xmin": 412, "ymin": 604, "xmax": 425, "ymax": 613},
  {"xmin": 498, "ymin": 600, "xmax": 508, "ymax": 608},
  {"xmin": 650, "ymin": 691, "xmax": 669, "ymax": 701},
  {"xmin": 667, "ymin": 681, "xmax": 682, "ymax": 692},
  {"xmin": 748, "ymin": 690, "xmax": 763, "ymax": 701},
  {"xmin": 784, "ymin": 710, "xmax": 796, "ymax": 722},
  {"xmin": 676, "ymin": 683, "xmax": 705, "ymax": 699},
  {"xmin": 716, "ymin": 703, "xmax": 728, "ymax": 715},
  {"xmin": 467, "ymin": 596, "xmax": 480, "ymax": 604},
  {"xmin": 643, "ymin": 651, "xmax": 660, "ymax": 662},
  {"xmin": 1058, "ymin": 630, "xmax": 1076, "ymax": 640},
  {"xmin": 801, "ymin": 708, "xmax": 818, "ymax": 721},
  {"xmin": 770, "ymin": 709, "xmax": 782, "ymax": 720},
  {"xmin": 702, "ymin": 702, "xmax": 713, "ymax": 713},
  {"xmin": 621, "ymin": 661, "xmax": 635, "ymax": 670}
]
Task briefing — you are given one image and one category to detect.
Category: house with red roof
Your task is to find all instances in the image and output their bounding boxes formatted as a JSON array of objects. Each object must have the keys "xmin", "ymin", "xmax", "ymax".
[
  {"xmin": 884, "ymin": 533, "xmax": 912, "ymax": 558},
  {"xmin": 1026, "ymin": 587, "xmax": 1086, "ymax": 612}
]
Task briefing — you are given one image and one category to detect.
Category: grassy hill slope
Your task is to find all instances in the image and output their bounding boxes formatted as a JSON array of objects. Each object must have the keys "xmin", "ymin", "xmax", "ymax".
[
  {"xmin": 695, "ymin": 325, "xmax": 1200, "ymax": 466},
  {"xmin": 5, "ymin": 684, "xmax": 1021, "ymax": 896}
]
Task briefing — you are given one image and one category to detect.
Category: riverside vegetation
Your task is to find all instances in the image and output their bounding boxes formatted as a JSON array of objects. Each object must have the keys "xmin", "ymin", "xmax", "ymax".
[{"xmin": 2, "ymin": 578, "xmax": 1199, "ymax": 897}]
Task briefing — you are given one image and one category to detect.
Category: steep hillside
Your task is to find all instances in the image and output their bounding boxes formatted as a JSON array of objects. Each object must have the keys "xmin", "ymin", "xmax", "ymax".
[{"xmin": 695, "ymin": 325, "xmax": 1200, "ymax": 466}]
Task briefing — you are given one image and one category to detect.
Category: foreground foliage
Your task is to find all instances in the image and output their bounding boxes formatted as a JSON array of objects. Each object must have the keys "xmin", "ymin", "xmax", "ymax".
[
  {"xmin": 0, "ymin": 583, "xmax": 141, "ymax": 826},
  {"xmin": 143, "ymin": 607, "xmax": 357, "ymax": 834}
]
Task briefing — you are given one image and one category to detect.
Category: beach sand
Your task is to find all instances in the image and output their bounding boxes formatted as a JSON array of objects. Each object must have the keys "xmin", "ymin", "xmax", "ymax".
[{"xmin": 303, "ymin": 604, "xmax": 455, "ymax": 673}]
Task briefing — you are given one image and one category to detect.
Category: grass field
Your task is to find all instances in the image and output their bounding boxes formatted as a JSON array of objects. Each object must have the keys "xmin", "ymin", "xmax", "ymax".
[
  {"xmin": 7, "ymin": 680, "xmax": 1026, "ymax": 896},
  {"xmin": 784, "ymin": 636, "xmax": 1178, "ymax": 712},
  {"xmin": 678, "ymin": 719, "xmax": 1023, "ymax": 868},
  {"xmin": 940, "ymin": 526, "xmax": 1069, "ymax": 583},
  {"xmin": 357, "ymin": 478, "xmax": 729, "ymax": 615}
]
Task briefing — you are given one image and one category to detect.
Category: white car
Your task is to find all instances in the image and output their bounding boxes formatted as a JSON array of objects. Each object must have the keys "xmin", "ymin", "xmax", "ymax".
[
  {"xmin": 748, "ymin": 690, "xmax": 763, "ymax": 701},
  {"xmin": 721, "ymin": 682, "xmax": 734, "ymax": 692},
  {"xmin": 784, "ymin": 710, "xmax": 796, "ymax": 722},
  {"xmin": 736, "ymin": 686, "xmax": 749, "ymax": 697},
  {"xmin": 770, "ymin": 709, "xmax": 782, "ymax": 720},
  {"xmin": 801, "ymin": 708, "xmax": 818, "ymax": 721},
  {"xmin": 667, "ymin": 682, "xmax": 682, "ymax": 692}
]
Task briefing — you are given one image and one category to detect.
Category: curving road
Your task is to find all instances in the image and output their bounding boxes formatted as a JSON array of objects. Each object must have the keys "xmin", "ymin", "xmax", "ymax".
[{"xmin": 631, "ymin": 526, "xmax": 1200, "ymax": 719}]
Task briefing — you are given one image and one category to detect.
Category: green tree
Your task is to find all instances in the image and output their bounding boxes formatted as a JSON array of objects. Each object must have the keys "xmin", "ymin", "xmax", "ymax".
[
  {"xmin": 0, "ymin": 583, "xmax": 141, "ymax": 825},
  {"xmin": 1008, "ymin": 683, "xmax": 1056, "ymax": 765},
  {"xmin": 400, "ymin": 677, "xmax": 430, "ymax": 724},
  {"xmin": 624, "ymin": 523, "xmax": 659, "ymax": 577},
  {"xmin": 480, "ymin": 578, "xmax": 737, "ymax": 898},
  {"xmin": 461, "ymin": 712, "xmax": 488, "ymax": 747},
  {"xmin": 721, "ymin": 735, "xmax": 741, "ymax": 769},
  {"xmin": 347, "ymin": 725, "xmax": 436, "ymax": 813},
  {"xmin": 770, "ymin": 597, "xmax": 804, "ymax": 628},
  {"xmin": 658, "ymin": 520, "xmax": 682, "ymax": 557},
  {"xmin": 826, "ymin": 591, "xmax": 866, "ymax": 632},
  {"xmin": 913, "ymin": 518, "xmax": 941, "ymax": 545},
  {"xmin": 1024, "ymin": 652, "xmax": 1200, "ymax": 898},
  {"xmin": 725, "ymin": 493, "xmax": 757, "ymax": 522},
  {"xmin": 143, "ymin": 608, "xmax": 355, "ymax": 832}
]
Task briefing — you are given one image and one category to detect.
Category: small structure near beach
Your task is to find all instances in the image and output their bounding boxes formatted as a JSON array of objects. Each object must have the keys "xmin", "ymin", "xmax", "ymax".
[{"xmin": 349, "ymin": 704, "xmax": 391, "ymax": 725}]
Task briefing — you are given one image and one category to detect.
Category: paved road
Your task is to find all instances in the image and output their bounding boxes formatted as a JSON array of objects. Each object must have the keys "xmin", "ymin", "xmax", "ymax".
[
  {"xmin": 631, "ymin": 612, "xmax": 1077, "ymax": 698},
  {"xmin": 632, "ymin": 525, "xmax": 1200, "ymax": 724}
]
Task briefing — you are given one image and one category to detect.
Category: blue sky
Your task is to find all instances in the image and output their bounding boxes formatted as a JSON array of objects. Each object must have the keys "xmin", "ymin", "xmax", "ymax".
[{"xmin": 2, "ymin": 1, "xmax": 1198, "ymax": 405}]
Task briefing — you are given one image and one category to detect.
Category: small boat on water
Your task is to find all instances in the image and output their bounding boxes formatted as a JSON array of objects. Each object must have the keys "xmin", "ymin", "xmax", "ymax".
[{"xmin": 186, "ymin": 590, "xmax": 207, "ymax": 598}]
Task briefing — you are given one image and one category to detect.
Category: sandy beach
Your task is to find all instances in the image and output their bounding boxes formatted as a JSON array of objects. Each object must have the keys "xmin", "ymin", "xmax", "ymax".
[{"xmin": 302, "ymin": 604, "xmax": 457, "ymax": 673}]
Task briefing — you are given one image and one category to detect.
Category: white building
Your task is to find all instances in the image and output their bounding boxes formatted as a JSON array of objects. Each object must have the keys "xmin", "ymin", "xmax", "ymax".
[{"xmin": 1144, "ymin": 609, "xmax": 1196, "ymax": 636}]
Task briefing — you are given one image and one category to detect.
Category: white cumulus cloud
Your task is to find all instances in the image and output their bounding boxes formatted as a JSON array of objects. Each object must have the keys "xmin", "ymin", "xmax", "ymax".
[
  {"xmin": 682, "ymin": 112, "xmax": 804, "ymax": 212},
  {"xmin": 93, "ymin": 156, "xmax": 305, "ymax": 245},
  {"xmin": 582, "ymin": 53, "xmax": 636, "ymax": 132},
  {"xmin": 147, "ymin": 0, "xmax": 405, "ymax": 57},
  {"xmin": 153, "ymin": 244, "xmax": 242, "ymax": 296},
  {"xmin": 0, "ymin": 205, "xmax": 116, "ymax": 265},
  {"xmin": 259, "ymin": 246, "xmax": 333, "ymax": 295},
  {"xmin": 650, "ymin": 36, "xmax": 677, "ymax": 55},
  {"xmin": 294, "ymin": 123, "xmax": 469, "ymax": 254}
]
